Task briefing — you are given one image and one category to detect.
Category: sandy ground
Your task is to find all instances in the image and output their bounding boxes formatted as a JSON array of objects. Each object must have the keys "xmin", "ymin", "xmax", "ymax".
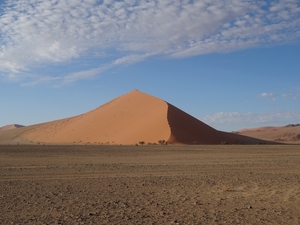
[{"xmin": 1, "ymin": 145, "xmax": 300, "ymax": 224}]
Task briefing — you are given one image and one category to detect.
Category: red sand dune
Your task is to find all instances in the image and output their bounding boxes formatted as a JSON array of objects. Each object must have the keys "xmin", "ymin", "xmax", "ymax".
[{"xmin": 0, "ymin": 90, "xmax": 278, "ymax": 145}]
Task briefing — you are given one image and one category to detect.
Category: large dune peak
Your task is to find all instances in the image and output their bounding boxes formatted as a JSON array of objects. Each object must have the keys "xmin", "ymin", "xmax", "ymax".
[
  {"xmin": 0, "ymin": 90, "xmax": 278, "ymax": 145},
  {"xmin": 19, "ymin": 89, "xmax": 231, "ymax": 144}
]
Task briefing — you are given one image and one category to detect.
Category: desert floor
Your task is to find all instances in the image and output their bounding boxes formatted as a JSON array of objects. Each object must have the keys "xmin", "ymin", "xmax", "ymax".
[{"xmin": 0, "ymin": 145, "xmax": 300, "ymax": 225}]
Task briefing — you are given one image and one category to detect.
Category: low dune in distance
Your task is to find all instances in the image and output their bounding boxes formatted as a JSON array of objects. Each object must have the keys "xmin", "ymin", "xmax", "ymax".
[
  {"xmin": 235, "ymin": 125, "xmax": 300, "ymax": 144},
  {"xmin": 0, "ymin": 90, "xmax": 280, "ymax": 145},
  {"xmin": 0, "ymin": 124, "xmax": 24, "ymax": 132}
]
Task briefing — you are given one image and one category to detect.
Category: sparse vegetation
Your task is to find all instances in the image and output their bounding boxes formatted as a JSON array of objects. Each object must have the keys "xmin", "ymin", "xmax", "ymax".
[
  {"xmin": 158, "ymin": 139, "xmax": 166, "ymax": 145},
  {"xmin": 139, "ymin": 141, "xmax": 145, "ymax": 145}
]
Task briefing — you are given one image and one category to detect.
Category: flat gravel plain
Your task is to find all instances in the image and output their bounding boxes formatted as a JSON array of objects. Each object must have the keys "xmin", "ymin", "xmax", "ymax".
[{"xmin": 0, "ymin": 145, "xmax": 300, "ymax": 224}]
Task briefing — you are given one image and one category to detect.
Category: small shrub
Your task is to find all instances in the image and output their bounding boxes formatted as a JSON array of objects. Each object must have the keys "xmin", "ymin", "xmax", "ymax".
[{"xmin": 158, "ymin": 139, "xmax": 166, "ymax": 145}]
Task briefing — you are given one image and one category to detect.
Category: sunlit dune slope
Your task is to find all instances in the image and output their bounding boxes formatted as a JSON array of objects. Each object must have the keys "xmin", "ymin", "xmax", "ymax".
[{"xmin": 21, "ymin": 90, "xmax": 170, "ymax": 145}]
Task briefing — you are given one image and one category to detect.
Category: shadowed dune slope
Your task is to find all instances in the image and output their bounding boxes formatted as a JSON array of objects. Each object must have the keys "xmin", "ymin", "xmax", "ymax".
[
  {"xmin": 166, "ymin": 103, "xmax": 234, "ymax": 144},
  {"xmin": 222, "ymin": 132, "xmax": 279, "ymax": 145}
]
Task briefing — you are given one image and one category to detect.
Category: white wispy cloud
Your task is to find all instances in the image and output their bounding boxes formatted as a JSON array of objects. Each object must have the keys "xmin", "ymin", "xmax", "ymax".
[
  {"xmin": 282, "ymin": 87, "xmax": 300, "ymax": 100},
  {"xmin": 202, "ymin": 111, "xmax": 300, "ymax": 130},
  {"xmin": 260, "ymin": 93, "xmax": 275, "ymax": 97},
  {"xmin": 20, "ymin": 53, "xmax": 150, "ymax": 86},
  {"xmin": 259, "ymin": 92, "xmax": 276, "ymax": 100},
  {"xmin": 0, "ymin": 0, "xmax": 300, "ymax": 83},
  {"xmin": 282, "ymin": 93, "xmax": 293, "ymax": 98}
]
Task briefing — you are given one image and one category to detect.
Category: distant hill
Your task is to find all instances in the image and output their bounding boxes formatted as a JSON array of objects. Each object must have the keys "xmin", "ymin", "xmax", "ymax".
[
  {"xmin": 0, "ymin": 90, "xmax": 278, "ymax": 145},
  {"xmin": 235, "ymin": 124, "xmax": 300, "ymax": 144},
  {"xmin": 285, "ymin": 124, "xmax": 300, "ymax": 128},
  {"xmin": 0, "ymin": 124, "xmax": 25, "ymax": 132}
]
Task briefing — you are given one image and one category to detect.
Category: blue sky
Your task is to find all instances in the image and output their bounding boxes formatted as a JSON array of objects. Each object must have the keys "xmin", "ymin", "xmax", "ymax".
[{"xmin": 0, "ymin": 0, "xmax": 299, "ymax": 131}]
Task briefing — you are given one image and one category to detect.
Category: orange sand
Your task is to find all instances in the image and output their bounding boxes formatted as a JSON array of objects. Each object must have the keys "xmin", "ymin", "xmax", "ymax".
[{"xmin": 22, "ymin": 90, "xmax": 170, "ymax": 145}]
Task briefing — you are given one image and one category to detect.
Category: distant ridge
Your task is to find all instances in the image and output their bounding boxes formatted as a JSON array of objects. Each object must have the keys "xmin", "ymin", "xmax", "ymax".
[
  {"xmin": 236, "ymin": 124, "xmax": 300, "ymax": 144},
  {"xmin": 0, "ymin": 90, "xmax": 278, "ymax": 145},
  {"xmin": 0, "ymin": 124, "xmax": 25, "ymax": 132},
  {"xmin": 285, "ymin": 124, "xmax": 300, "ymax": 128}
]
